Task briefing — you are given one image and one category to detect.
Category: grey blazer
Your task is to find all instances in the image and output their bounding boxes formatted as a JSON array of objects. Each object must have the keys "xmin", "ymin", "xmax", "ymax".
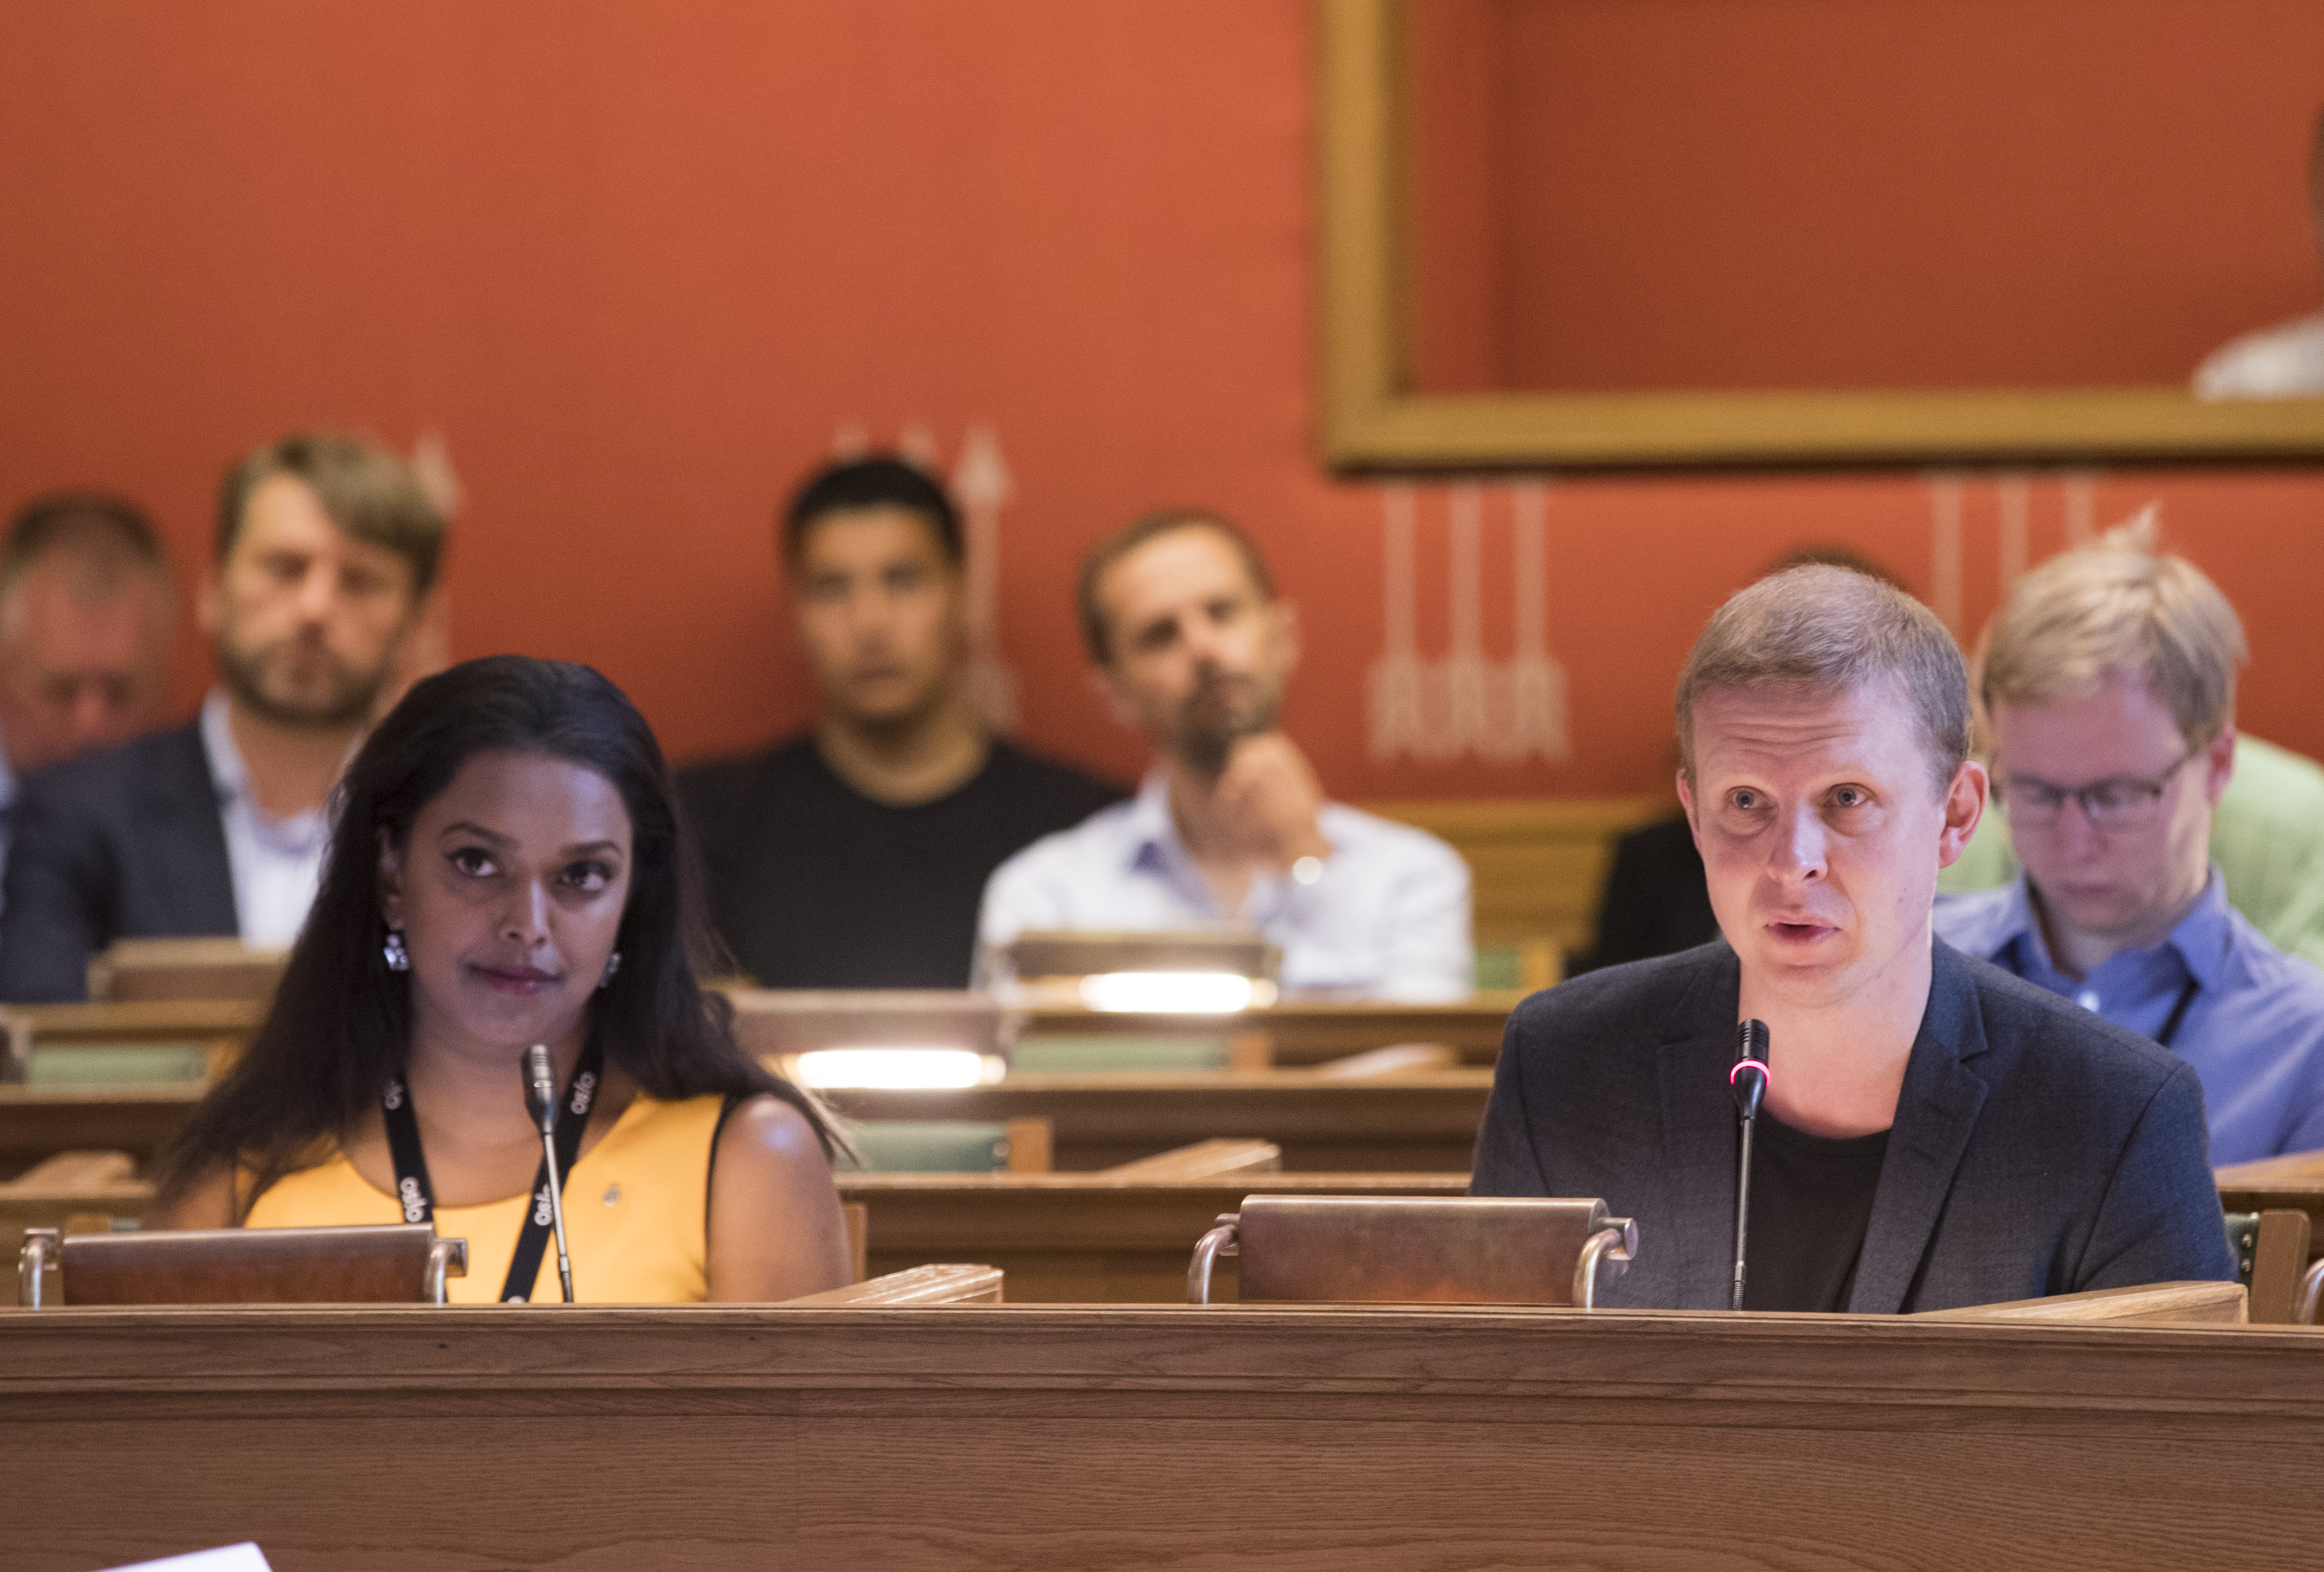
[
  {"xmin": 0, "ymin": 723, "xmax": 238, "ymax": 1003},
  {"xmin": 1470, "ymin": 938, "xmax": 2237, "ymax": 1312}
]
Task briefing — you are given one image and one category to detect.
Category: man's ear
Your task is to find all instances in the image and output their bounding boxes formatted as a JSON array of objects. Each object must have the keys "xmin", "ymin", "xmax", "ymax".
[
  {"xmin": 1085, "ymin": 663, "xmax": 1141, "ymax": 731},
  {"xmin": 377, "ymin": 827, "xmax": 407, "ymax": 931},
  {"xmin": 2202, "ymin": 724, "xmax": 2237, "ymax": 807},
  {"xmin": 1935, "ymin": 760, "xmax": 1990, "ymax": 869}
]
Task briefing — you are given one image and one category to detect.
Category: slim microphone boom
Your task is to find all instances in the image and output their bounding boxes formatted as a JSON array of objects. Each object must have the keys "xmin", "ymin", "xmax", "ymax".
[
  {"xmin": 1729, "ymin": 1019, "xmax": 1771, "ymax": 1312},
  {"xmin": 523, "ymin": 1043, "xmax": 577, "ymax": 1304}
]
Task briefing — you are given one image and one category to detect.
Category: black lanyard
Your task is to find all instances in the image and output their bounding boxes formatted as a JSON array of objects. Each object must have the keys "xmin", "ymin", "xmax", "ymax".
[
  {"xmin": 2155, "ymin": 976, "xmax": 2201, "ymax": 1051},
  {"xmin": 381, "ymin": 1039, "xmax": 604, "ymax": 1303}
]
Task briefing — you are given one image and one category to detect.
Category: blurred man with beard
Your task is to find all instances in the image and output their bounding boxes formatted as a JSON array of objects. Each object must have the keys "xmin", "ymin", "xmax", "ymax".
[
  {"xmin": 977, "ymin": 510, "xmax": 1471, "ymax": 1001},
  {"xmin": 0, "ymin": 433, "xmax": 443, "ymax": 999}
]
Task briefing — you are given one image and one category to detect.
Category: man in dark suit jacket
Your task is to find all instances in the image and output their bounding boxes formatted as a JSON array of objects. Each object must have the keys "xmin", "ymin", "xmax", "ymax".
[
  {"xmin": 0, "ymin": 433, "xmax": 445, "ymax": 1001},
  {"xmin": 1474, "ymin": 938, "xmax": 2231, "ymax": 1311},
  {"xmin": 0, "ymin": 725, "xmax": 240, "ymax": 995},
  {"xmin": 1473, "ymin": 563, "xmax": 2234, "ymax": 1311}
]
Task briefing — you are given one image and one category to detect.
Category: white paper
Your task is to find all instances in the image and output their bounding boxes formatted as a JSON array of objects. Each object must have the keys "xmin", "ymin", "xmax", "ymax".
[{"xmin": 99, "ymin": 1544, "xmax": 272, "ymax": 1572}]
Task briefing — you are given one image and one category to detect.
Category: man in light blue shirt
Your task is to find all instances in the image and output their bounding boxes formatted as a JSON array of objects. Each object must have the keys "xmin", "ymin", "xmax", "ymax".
[
  {"xmin": 978, "ymin": 509, "xmax": 1471, "ymax": 1001},
  {"xmin": 1933, "ymin": 514, "xmax": 2324, "ymax": 1163}
]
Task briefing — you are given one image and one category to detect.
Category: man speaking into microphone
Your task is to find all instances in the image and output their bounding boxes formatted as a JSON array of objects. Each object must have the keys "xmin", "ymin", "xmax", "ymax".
[{"xmin": 1471, "ymin": 564, "xmax": 2235, "ymax": 1312}]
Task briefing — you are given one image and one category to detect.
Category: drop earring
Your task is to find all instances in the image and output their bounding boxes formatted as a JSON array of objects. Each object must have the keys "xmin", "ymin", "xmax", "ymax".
[
  {"xmin": 599, "ymin": 950, "xmax": 621, "ymax": 989},
  {"xmin": 383, "ymin": 930, "xmax": 411, "ymax": 972}
]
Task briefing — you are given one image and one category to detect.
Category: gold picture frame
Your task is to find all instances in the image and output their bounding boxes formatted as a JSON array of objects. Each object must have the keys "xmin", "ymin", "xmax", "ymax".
[{"xmin": 1317, "ymin": 0, "xmax": 2324, "ymax": 470}]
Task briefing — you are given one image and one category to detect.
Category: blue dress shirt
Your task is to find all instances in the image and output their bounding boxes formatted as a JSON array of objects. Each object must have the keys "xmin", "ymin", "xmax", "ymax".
[
  {"xmin": 1935, "ymin": 869, "xmax": 2324, "ymax": 1163},
  {"xmin": 976, "ymin": 773, "xmax": 1473, "ymax": 1002}
]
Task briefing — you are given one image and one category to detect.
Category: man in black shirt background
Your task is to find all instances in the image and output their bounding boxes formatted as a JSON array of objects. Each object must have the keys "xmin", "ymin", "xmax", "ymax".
[{"xmin": 678, "ymin": 457, "xmax": 1123, "ymax": 987}]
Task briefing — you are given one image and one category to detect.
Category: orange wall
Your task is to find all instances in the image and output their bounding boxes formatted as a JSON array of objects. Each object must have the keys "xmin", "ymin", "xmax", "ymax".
[
  {"xmin": 2, "ymin": 2, "xmax": 2322, "ymax": 804},
  {"xmin": 1413, "ymin": 0, "xmax": 2324, "ymax": 392}
]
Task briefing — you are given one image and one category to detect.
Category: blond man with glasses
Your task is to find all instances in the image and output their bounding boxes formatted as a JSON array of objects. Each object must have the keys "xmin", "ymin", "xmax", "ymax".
[{"xmin": 1935, "ymin": 516, "xmax": 2324, "ymax": 1163}]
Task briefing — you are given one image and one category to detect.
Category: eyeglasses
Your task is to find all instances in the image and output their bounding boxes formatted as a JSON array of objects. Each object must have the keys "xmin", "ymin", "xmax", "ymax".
[{"xmin": 1991, "ymin": 743, "xmax": 2205, "ymax": 831}]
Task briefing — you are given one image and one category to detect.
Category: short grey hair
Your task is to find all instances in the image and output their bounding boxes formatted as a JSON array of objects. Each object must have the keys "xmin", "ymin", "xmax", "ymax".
[
  {"xmin": 1676, "ymin": 563, "xmax": 1970, "ymax": 796},
  {"xmin": 0, "ymin": 493, "xmax": 172, "ymax": 637}
]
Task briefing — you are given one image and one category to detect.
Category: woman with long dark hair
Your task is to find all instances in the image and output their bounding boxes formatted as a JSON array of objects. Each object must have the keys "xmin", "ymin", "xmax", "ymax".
[{"xmin": 151, "ymin": 655, "xmax": 851, "ymax": 1303}]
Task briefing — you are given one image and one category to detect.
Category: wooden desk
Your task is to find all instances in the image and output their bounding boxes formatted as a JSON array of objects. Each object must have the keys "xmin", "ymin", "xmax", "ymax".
[
  {"xmin": 840, "ymin": 1172, "xmax": 1469, "ymax": 1301},
  {"xmin": 1016, "ymin": 997, "xmax": 1517, "ymax": 1066},
  {"xmin": 0, "ymin": 999, "xmax": 260, "ymax": 1079},
  {"xmin": 2, "ymin": 994, "xmax": 1518, "ymax": 1086},
  {"xmin": 2218, "ymin": 1153, "xmax": 2324, "ymax": 1322},
  {"xmin": 3, "ymin": 1169, "xmax": 1472, "ymax": 1299},
  {"xmin": 0, "ymin": 1071, "xmax": 1488, "ymax": 1184},
  {"xmin": 0, "ymin": 993, "xmax": 1522, "ymax": 1092},
  {"xmin": 0, "ymin": 1082, "xmax": 201, "ymax": 1177},
  {"xmin": 2, "ymin": 1303, "xmax": 2318, "ymax": 1569},
  {"xmin": 824, "ymin": 1071, "xmax": 1492, "ymax": 1171},
  {"xmin": 2218, "ymin": 1149, "xmax": 2324, "ymax": 1231}
]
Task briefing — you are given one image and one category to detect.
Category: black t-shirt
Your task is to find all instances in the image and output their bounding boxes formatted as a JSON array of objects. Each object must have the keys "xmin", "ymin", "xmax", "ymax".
[
  {"xmin": 1740, "ymin": 1113, "xmax": 1891, "ymax": 1313},
  {"xmin": 675, "ymin": 736, "xmax": 1126, "ymax": 989}
]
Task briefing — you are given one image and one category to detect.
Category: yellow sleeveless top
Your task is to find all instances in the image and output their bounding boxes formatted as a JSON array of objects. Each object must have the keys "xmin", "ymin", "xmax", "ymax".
[{"xmin": 243, "ymin": 1093, "xmax": 727, "ymax": 1304}]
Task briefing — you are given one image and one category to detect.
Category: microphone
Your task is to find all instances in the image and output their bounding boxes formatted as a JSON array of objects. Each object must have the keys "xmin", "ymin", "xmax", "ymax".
[
  {"xmin": 523, "ymin": 1043, "xmax": 576, "ymax": 1304},
  {"xmin": 1729, "ymin": 1019, "xmax": 1771, "ymax": 1312},
  {"xmin": 524, "ymin": 1044, "xmax": 557, "ymax": 1133}
]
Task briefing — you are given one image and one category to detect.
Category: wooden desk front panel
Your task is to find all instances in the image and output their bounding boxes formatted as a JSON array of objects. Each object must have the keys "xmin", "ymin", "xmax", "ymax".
[
  {"xmin": 825, "ymin": 1073, "xmax": 1493, "ymax": 1171},
  {"xmin": 2, "ymin": 1073, "xmax": 1491, "ymax": 1182},
  {"xmin": 0, "ymin": 1083, "xmax": 200, "ymax": 1176},
  {"xmin": 2, "ymin": 1305, "xmax": 2319, "ymax": 1570},
  {"xmin": 839, "ymin": 1172, "xmax": 1469, "ymax": 1301},
  {"xmin": 5, "ymin": 995, "xmax": 1519, "ymax": 1082},
  {"xmin": 1018, "ymin": 999, "xmax": 1516, "ymax": 1066},
  {"xmin": 2217, "ymin": 1151, "xmax": 2324, "ymax": 1252}
]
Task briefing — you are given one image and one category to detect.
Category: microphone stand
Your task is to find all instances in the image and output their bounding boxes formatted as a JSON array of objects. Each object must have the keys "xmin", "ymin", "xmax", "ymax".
[
  {"xmin": 1729, "ymin": 1019, "xmax": 1771, "ymax": 1312},
  {"xmin": 524, "ymin": 1044, "xmax": 577, "ymax": 1304}
]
